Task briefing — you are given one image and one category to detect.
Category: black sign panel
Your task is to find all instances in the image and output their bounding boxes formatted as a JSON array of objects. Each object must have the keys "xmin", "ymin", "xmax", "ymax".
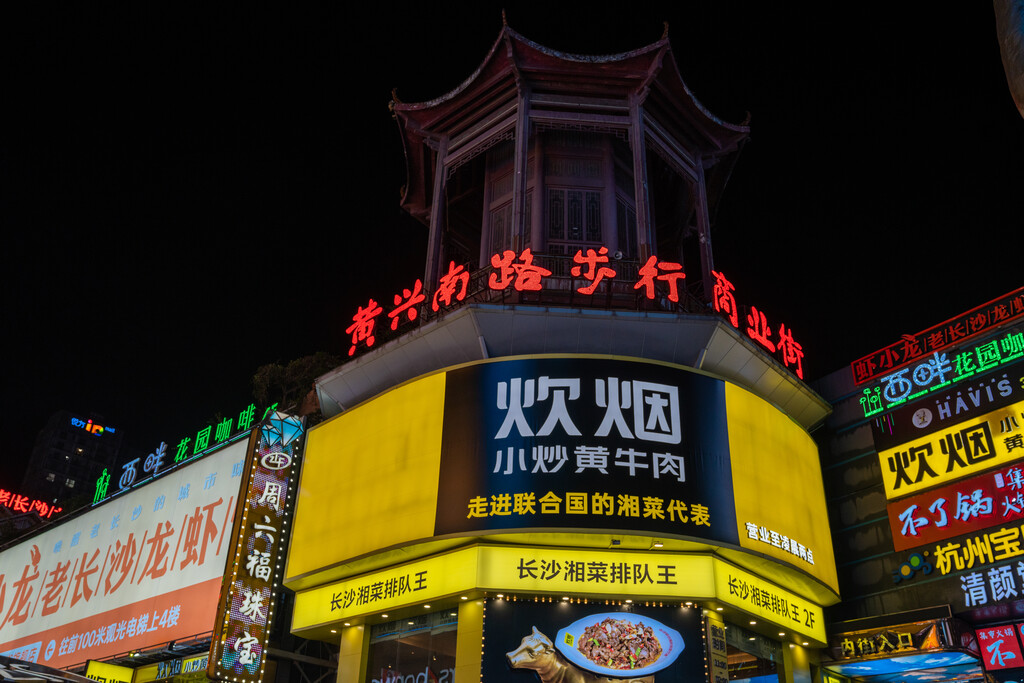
[
  {"xmin": 435, "ymin": 357, "xmax": 738, "ymax": 545},
  {"xmin": 871, "ymin": 360, "xmax": 1024, "ymax": 452}
]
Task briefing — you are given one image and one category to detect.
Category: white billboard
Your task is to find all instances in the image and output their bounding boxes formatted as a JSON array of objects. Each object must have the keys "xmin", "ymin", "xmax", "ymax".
[{"xmin": 0, "ymin": 440, "xmax": 247, "ymax": 669}]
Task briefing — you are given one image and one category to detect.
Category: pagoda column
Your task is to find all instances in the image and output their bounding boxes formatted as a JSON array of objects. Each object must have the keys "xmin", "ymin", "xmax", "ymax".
[
  {"xmin": 511, "ymin": 85, "xmax": 531, "ymax": 252},
  {"xmin": 628, "ymin": 94, "xmax": 653, "ymax": 260},
  {"xmin": 424, "ymin": 135, "xmax": 450, "ymax": 291}
]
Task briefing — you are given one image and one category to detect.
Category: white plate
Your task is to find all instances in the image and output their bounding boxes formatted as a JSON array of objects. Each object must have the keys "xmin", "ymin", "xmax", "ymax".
[{"xmin": 555, "ymin": 612, "xmax": 684, "ymax": 677}]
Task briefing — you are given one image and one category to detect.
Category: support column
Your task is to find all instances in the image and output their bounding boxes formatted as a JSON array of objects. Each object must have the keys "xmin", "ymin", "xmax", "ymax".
[
  {"xmin": 454, "ymin": 599, "xmax": 485, "ymax": 683},
  {"xmin": 779, "ymin": 643, "xmax": 814, "ymax": 683},
  {"xmin": 695, "ymin": 159, "xmax": 716, "ymax": 303},
  {"xmin": 337, "ymin": 624, "xmax": 369, "ymax": 683}
]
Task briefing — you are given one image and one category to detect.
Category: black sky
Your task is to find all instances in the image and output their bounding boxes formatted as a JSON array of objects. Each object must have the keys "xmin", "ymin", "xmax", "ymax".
[{"xmin": 2, "ymin": 3, "xmax": 1021, "ymax": 490}]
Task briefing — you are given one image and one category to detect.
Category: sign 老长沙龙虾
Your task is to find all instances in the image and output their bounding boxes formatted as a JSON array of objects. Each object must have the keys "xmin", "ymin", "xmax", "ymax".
[{"xmin": 0, "ymin": 441, "xmax": 246, "ymax": 670}]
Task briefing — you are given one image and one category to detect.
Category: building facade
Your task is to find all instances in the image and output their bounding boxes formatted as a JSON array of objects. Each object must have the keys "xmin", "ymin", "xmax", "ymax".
[
  {"xmin": 284, "ymin": 25, "xmax": 838, "ymax": 683},
  {"xmin": 20, "ymin": 411, "xmax": 129, "ymax": 507},
  {"xmin": 814, "ymin": 290, "xmax": 1024, "ymax": 683}
]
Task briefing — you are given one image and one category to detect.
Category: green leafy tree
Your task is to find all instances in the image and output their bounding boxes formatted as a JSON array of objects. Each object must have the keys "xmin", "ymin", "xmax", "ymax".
[{"xmin": 252, "ymin": 351, "xmax": 340, "ymax": 422}]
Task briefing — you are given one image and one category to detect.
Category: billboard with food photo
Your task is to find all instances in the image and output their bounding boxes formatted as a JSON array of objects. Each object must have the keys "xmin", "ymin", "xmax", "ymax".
[{"xmin": 483, "ymin": 599, "xmax": 702, "ymax": 682}]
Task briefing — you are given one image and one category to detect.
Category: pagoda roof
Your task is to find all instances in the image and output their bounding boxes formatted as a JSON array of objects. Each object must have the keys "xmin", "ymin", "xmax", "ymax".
[{"xmin": 392, "ymin": 22, "xmax": 751, "ymax": 223}]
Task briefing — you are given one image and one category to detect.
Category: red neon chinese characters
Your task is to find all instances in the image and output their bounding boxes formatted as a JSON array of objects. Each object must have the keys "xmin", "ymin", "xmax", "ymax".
[
  {"xmin": 388, "ymin": 279, "xmax": 425, "ymax": 330},
  {"xmin": 778, "ymin": 324, "xmax": 805, "ymax": 379},
  {"xmin": 432, "ymin": 261, "xmax": 470, "ymax": 311},
  {"xmin": 746, "ymin": 306, "xmax": 776, "ymax": 352},
  {"xmin": 711, "ymin": 270, "xmax": 738, "ymax": 327},
  {"xmin": 345, "ymin": 298, "xmax": 383, "ymax": 356},
  {"xmin": 489, "ymin": 248, "xmax": 552, "ymax": 292},
  {"xmin": 634, "ymin": 256, "xmax": 686, "ymax": 302},
  {"xmin": 571, "ymin": 247, "xmax": 617, "ymax": 295}
]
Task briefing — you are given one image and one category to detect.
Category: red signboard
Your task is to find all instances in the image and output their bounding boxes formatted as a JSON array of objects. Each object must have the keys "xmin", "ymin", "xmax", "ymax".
[
  {"xmin": 977, "ymin": 624, "xmax": 1024, "ymax": 670},
  {"xmin": 0, "ymin": 489, "xmax": 61, "ymax": 518},
  {"xmin": 852, "ymin": 287, "xmax": 1024, "ymax": 386},
  {"xmin": 887, "ymin": 463, "xmax": 1024, "ymax": 551}
]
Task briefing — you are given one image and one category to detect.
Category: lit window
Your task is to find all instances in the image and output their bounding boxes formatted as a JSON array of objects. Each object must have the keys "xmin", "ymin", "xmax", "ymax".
[{"xmin": 65, "ymin": 479, "xmax": 75, "ymax": 488}]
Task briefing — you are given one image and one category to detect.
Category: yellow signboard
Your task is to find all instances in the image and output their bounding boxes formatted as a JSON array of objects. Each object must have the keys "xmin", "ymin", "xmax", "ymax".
[
  {"xmin": 85, "ymin": 661, "xmax": 133, "ymax": 683},
  {"xmin": 713, "ymin": 560, "xmax": 826, "ymax": 643},
  {"xmin": 285, "ymin": 371, "xmax": 446, "ymax": 587},
  {"xmin": 292, "ymin": 545, "xmax": 825, "ymax": 643},
  {"xmin": 727, "ymin": 383, "xmax": 838, "ymax": 593},
  {"xmin": 878, "ymin": 399, "xmax": 1024, "ymax": 499},
  {"xmin": 285, "ymin": 356, "xmax": 839, "ymax": 598},
  {"xmin": 132, "ymin": 654, "xmax": 209, "ymax": 683}
]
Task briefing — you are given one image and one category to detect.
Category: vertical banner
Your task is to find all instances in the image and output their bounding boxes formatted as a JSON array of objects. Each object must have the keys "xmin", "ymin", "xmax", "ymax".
[
  {"xmin": 705, "ymin": 613, "xmax": 729, "ymax": 683},
  {"xmin": 208, "ymin": 412, "xmax": 305, "ymax": 683}
]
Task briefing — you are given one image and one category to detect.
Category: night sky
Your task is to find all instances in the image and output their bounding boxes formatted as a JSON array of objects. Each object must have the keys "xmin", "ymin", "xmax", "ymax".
[{"xmin": 2, "ymin": 3, "xmax": 1021, "ymax": 491}]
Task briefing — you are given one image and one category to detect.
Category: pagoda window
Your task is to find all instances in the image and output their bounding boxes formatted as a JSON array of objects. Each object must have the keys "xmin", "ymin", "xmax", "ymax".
[{"xmin": 546, "ymin": 188, "xmax": 602, "ymax": 254}]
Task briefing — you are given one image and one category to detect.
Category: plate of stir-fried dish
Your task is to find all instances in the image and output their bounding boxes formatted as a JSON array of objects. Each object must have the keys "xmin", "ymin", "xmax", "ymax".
[{"xmin": 555, "ymin": 613, "xmax": 683, "ymax": 676}]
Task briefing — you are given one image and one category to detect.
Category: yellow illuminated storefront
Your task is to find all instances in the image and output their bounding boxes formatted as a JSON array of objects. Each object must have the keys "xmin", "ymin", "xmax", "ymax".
[{"xmin": 283, "ymin": 355, "xmax": 839, "ymax": 683}]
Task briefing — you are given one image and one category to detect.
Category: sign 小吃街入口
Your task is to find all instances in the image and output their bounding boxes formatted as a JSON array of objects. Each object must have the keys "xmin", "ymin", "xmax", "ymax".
[{"xmin": 829, "ymin": 620, "xmax": 946, "ymax": 661}]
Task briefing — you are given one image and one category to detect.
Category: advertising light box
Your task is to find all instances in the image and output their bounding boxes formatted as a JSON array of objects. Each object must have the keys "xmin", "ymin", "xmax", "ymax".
[
  {"xmin": 291, "ymin": 547, "xmax": 826, "ymax": 643},
  {"xmin": 483, "ymin": 600, "xmax": 703, "ymax": 683},
  {"xmin": 286, "ymin": 355, "xmax": 837, "ymax": 595},
  {"xmin": 0, "ymin": 441, "xmax": 246, "ymax": 669},
  {"xmin": 887, "ymin": 462, "xmax": 1024, "ymax": 551},
  {"xmin": 872, "ymin": 360, "xmax": 1024, "ymax": 452},
  {"xmin": 878, "ymin": 399, "xmax": 1024, "ymax": 499}
]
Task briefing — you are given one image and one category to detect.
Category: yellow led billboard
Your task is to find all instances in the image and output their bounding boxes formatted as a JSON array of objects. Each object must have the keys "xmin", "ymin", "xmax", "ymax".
[
  {"xmin": 878, "ymin": 399, "xmax": 1024, "ymax": 499},
  {"xmin": 285, "ymin": 356, "xmax": 838, "ymax": 596},
  {"xmin": 712, "ymin": 559, "xmax": 826, "ymax": 643},
  {"xmin": 727, "ymin": 383, "xmax": 838, "ymax": 593},
  {"xmin": 85, "ymin": 660, "xmax": 133, "ymax": 683},
  {"xmin": 291, "ymin": 546, "xmax": 825, "ymax": 643},
  {"xmin": 285, "ymin": 372, "xmax": 446, "ymax": 585}
]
